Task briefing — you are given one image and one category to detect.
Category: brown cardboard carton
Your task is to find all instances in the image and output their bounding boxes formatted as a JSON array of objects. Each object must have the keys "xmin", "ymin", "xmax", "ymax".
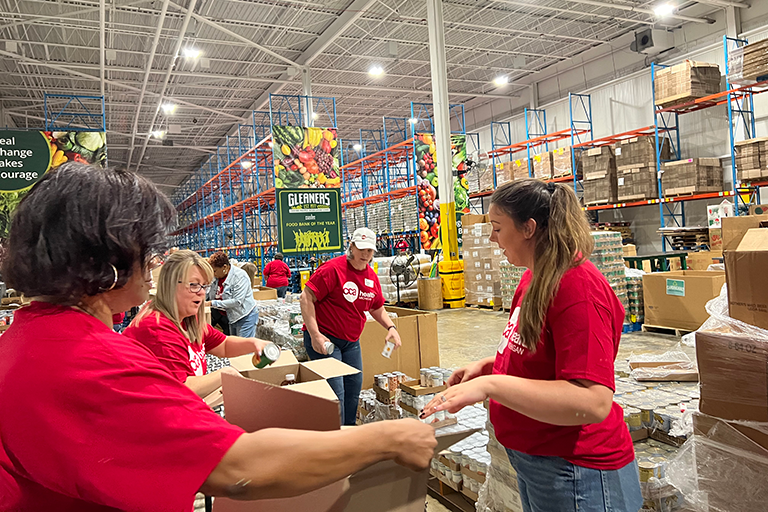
[
  {"xmin": 253, "ymin": 286, "xmax": 278, "ymax": 300},
  {"xmin": 686, "ymin": 250, "xmax": 722, "ymax": 270},
  {"xmin": 642, "ymin": 271, "xmax": 725, "ymax": 330},
  {"xmin": 216, "ymin": 373, "xmax": 476, "ymax": 512},
  {"xmin": 709, "ymin": 228, "xmax": 723, "ymax": 250},
  {"xmin": 460, "ymin": 214, "xmax": 488, "ymax": 227},
  {"xmin": 359, "ymin": 307, "xmax": 439, "ymax": 390},
  {"xmin": 721, "ymin": 214, "xmax": 768, "ymax": 251},
  {"xmin": 696, "ymin": 330, "xmax": 768, "ymax": 422},
  {"xmin": 725, "ymin": 228, "xmax": 768, "ymax": 330}
]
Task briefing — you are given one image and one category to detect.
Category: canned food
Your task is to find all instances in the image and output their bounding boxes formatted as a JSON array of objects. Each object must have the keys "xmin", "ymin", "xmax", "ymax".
[
  {"xmin": 323, "ymin": 341, "xmax": 335, "ymax": 355},
  {"xmin": 420, "ymin": 369, "xmax": 429, "ymax": 387},
  {"xmin": 638, "ymin": 461, "xmax": 661, "ymax": 483},
  {"xmin": 388, "ymin": 374, "xmax": 399, "ymax": 393},
  {"xmin": 431, "ymin": 372, "xmax": 444, "ymax": 387},
  {"xmin": 639, "ymin": 404, "xmax": 654, "ymax": 427},
  {"xmin": 253, "ymin": 342, "xmax": 281, "ymax": 368}
]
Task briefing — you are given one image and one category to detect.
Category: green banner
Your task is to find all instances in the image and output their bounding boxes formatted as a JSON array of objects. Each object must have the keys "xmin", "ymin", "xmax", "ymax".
[{"xmin": 277, "ymin": 188, "xmax": 342, "ymax": 254}]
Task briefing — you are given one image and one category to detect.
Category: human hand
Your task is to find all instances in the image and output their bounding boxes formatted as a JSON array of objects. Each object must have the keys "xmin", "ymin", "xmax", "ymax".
[
  {"xmin": 311, "ymin": 332, "xmax": 331, "ymax": 355},
  {"xmin": 420, "ymin": 377, "xmax": 491, "ymax": 419},
  {"xmin": 220, "ymin": 366, "xmax": 244, "ymax": 379},
  {"xmin": 250, "ymin": 338, "xmax": 271, "ymax": 361},
  {"xmin": 386, "ymin": 419, "xmax": 438, "ymax": 471},
  {"xmin": 385, "ymin": 328, "xmax": 402, "ymax": 349},
  {"xmin": 447, "ymin": 358, "xmax": 493, "ymax": 386}
]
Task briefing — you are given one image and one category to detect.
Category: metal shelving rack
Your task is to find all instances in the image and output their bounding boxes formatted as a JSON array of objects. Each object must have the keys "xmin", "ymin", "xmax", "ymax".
[{"xmin": 171, "ymin": 94, "xmax": 338, "ymax": 279}]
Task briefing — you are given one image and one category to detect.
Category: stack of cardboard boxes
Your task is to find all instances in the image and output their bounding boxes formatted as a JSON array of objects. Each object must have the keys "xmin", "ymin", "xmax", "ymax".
[
  {"xmin": 661, "ymin": 158, "xmax": 723, "ymax": 196},
  {"xmin": 551, "ymin": 146, "xmax": 581, "ymax": 178},
  {"xmin": 653, "ymin": 60, "xmax": 721, "ymax": 108},
  {"xmin": 727, "ymin": 37, "xmax": 768, "ymax": 85},
  {"xmin": 582, "ymin": 146, "xmax": 618, "ymax": 205},
  {"xmin": 463, "ymin": 217, "xmax": 505, "ymax": 308},
  {"xmin": 735, "ymin": 137, "xmax": 768, "ymax": 181},
  {"xmin": 615, "ymin": 136, "xmax": 670, "ymax": 202},
  {"xmin": 510, "ymin": 157, "xmax": 530, "ymax": 181},
  {"xmin": 531, "ymin": 151, "xmax": 553, "ymax": 180},
  {"xmin": 495, "ymin": 161, "xmax": 513, "ymax": 187}
]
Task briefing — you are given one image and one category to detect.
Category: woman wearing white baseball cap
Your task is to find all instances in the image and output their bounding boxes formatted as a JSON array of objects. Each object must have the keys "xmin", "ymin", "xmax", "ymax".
[{"xmin": 300, "ymin": 227, "xmax": 402, "ymax": 425}]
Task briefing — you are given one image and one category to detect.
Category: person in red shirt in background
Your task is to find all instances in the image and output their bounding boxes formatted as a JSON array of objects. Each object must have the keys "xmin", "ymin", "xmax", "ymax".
[
  {"xmin": 124, "ymin": 249, "xmax": 272, "ymax": 399},
  {"xmin": 263, "ymin": 252, "xmax": 291, "ymax": 297},
  {"xmin": 0, "ymin": 163, "xmax": 438, "ymax": 512},
  {"xmin": 301, "ymin": 227, "xmax": 402, "ymax": 425},
  {"xmin": 422, "ymin": 180, "xmax": 642, "ymax": 512}
]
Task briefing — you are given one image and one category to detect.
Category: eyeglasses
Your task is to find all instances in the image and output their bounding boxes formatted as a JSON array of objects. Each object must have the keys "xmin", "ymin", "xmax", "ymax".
[{"xmin": 180, "ymin": 281, "xmax": 211, "ymax": 294}]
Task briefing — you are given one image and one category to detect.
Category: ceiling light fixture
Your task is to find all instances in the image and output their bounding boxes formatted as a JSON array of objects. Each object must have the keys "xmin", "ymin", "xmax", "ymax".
[
  {"xmin": 653, "ymin": 3, "xmax": 675, "ymax": 17},
  {"xmin": 312, "ymin": 112, "xmax": 319, "ymax": 120},
  {"xmin": 151, "ymin": 130, "xmax": 166, "ymax": 139},
  {"xmin": 353, "ymin": 143, "xmax": 363, "ymax": 151},
  {"xmin": 368, "ymin": 64, "xmax": 384, "ymax": 77},
  {"xmin": 493, "ymin": 76, "xmax": 509, "ymax": 87},
  {"xmin": 409, "ymin": 118, "xmax": 418, "ymax": 124},
  {"xmin": 182, "ymin": 47, "xmax": 201, "ymax": 59},
  {"xmin": 241, "ymin": 160, "xmax": 253, "ymax": 169},
  {"xmin": 161, "ymin": 103, "xmax": 177, "ymax": 114}
]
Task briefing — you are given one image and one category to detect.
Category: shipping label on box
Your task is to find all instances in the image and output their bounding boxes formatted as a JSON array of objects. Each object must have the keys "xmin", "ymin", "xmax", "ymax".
[{"xmin": 666, "ymin": 278, "xmax": 686, "ymax": 297}]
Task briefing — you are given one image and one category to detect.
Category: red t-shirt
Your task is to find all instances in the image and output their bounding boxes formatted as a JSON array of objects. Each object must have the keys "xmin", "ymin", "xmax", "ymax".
[
  {"xmin": 305, "ymin": 255, "xmax": 385, "ymax": 341},
  {"xmin": 0, "ymin": 301, "xmax": 244, "ymax": 511},
  {"xmin": 123, "ymin": 309, "xmax": 226, "ymax": 383},
  {"xmin": 264, "ymin": 259, "xmax": 291, "ymax": 289},
  {"xmin": 489, "ymin": 261, "xmax": 635, "ymax": 470}
]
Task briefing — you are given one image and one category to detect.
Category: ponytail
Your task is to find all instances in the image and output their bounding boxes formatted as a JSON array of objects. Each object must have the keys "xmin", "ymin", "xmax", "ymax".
[{"xmin": 490, "ymin": 179, "xmax": 593, "ymax": 352}]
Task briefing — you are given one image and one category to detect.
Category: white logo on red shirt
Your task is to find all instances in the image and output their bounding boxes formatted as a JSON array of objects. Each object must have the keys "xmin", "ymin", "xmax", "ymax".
[
  {"xmin": 498, "ymin": 307, "xmax": 525, "ymax": 356},
  {"xmin": 188, "ymin": 345, "xmax": 205, "ymax": 376},
  {"xmin": 342, "ymin": 281, "xmax": 359, "ymax": 302}
]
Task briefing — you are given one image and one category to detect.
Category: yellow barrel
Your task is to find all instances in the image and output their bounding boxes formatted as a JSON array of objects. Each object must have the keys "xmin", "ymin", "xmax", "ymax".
[
  {"xmin": 300, "ymin": 270, "xmax": 311, "ymax": 291},
  {"xmin": 439, "ymin": 260, "xmax": 465, "ymax": 308}
]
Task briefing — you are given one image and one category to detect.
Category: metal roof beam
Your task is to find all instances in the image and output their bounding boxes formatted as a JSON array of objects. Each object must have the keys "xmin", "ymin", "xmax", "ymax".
[
  {"xmin": 0, "ymin": 0, "xmax": 153, "ymax": 32},
  {"xmin": 562, "ymin": 0, "xmax": 714, "ymax": 24}
]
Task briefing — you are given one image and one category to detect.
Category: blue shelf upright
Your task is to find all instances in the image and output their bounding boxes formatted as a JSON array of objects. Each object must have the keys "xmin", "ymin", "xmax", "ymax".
[
  {"xmin": 568, "ymin": 93, "xmax": 593, "ymax": 196},
  {"xmin": 524, "ymin": 108, "xmax": 547, "ymax": 177},
  {"xmin": 44, "ymin": 93, "xmax": 105, "ymax": 132},
  {"xmin": 490, "ymin": 121, "xmax": 511, "ymax": 189}
]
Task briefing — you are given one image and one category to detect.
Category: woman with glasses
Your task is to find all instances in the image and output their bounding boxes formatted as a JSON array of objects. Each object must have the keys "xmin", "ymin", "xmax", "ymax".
[
  {"xmin": 206, "ymin": 251, "xmax": 260, "ymax": 338},
  {"xmin": 124, "ymin": 250, "xmax": 270, "ymax": 398}
]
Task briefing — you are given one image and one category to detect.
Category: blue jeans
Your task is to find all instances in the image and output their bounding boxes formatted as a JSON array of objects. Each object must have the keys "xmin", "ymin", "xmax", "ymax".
[
  {"xmin": 231, "ymin": 307, "xmax": 258, "ymax": 338},
  {"xmin": 276, "ymin": 286, "xmax": 289, "ymax": 298},
  {"xmin": 303, "ymin": 331, "xmax": 363, "ymax": 426},
  {"xmin": 506, "ymin": 449, "xmax": 642, "ymax": 512}
]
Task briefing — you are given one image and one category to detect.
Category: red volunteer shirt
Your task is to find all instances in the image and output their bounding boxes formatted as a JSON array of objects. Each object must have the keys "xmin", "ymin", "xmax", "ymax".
[
  {"xmin": 124, "ymin": 308, "xmax": 226, "ymax": 382},
  {"xmin": 305, "ymin": 255, "xmax": 385, "ymax": 341},
  {"xmin": 489, "ymin": 261, "xmax": 635, "ymax": 470},
  {"xmin": 264, "ymin": 259, "xmax": 291, "ymax": 289},
  {"xmin": 0, "ymin": 302, "xmax": 244, "ymax": 512}
]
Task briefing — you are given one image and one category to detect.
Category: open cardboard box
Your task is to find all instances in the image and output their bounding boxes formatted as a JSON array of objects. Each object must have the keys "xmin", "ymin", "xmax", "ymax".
[
  {"xmin": 215, "ymin": 371, "xmax": 477, "ymax": 512},
  {"xmin": 253, "ymin": 286, "xmax": 278, "ymax": 301}
]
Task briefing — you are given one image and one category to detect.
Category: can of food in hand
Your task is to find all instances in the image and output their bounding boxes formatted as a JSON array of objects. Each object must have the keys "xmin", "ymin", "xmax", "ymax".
[
  {"xmin": 323, "ymin": 341, "xmax": 335, "ymax": 355},
  {"xmin": 253, "ymin": 342, "xmax": 281, "ymax": 368}
]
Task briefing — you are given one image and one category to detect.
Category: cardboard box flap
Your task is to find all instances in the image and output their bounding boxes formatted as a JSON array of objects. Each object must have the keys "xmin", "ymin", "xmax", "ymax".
[
  {"xmin": 735, "ymin": 227, "xmax": 768, "ymax": 251},
  {"xmin": 231, "ymin": 350, "xmax": 299, "ymax": 372},
  {"xmin": 434, "ymin": 428, "xmax": 481, "ymax": 453},
  {"xmin": 289, "ymin": 380, "xmax": 342, "ymax": 402},
  {"xmin": 222, "ymin": 373, "xmax": 341, "ymax": 432},
  {"xmin": 302, "ymin": 358, "xmax": 362, "ymax": 380}
]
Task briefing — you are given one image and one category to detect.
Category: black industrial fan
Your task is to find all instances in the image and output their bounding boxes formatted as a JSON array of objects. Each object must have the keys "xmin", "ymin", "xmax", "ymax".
[{"xmin": 389, "ymin": 254, "xmax": 418, "ymax": 305}]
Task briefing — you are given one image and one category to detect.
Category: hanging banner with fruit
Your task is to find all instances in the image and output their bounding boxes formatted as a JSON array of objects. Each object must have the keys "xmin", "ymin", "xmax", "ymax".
[
  {"xmin": 415, "ymin": 133, "xmax": 468, "ymax": 251},
  {"xmin": 276, "ymin": 188, "xmax": 342, "ymax": 254},
  {"xmin": 271, "ymin": 126, "xmax": 340, "ymax": 189},
  {"xmin": 0, "ymin": 130, "xmax": 107, "ymax": 240}
]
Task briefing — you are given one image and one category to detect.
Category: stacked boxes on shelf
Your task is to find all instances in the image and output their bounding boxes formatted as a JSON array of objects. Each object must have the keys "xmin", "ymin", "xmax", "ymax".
[
  {"xmin": 615, "ymin": 136, "xmax": 670, "ymax": 202},
  {"xmin": 531, "ymin": 151, "xmax": 553, "ymax": 180},
  {"xmin": 582, "ymin": 146, "xmax": 618, "ymax": 205},
  {"xmin": 661, "ymin": 158, "xmax": 723, "ymax": 196},
  {"xmin": 495, "ymin": 160, "xmax": 513, "ymax": 187},
  {"xmin": 511, "ymin": 157, "xmax": 530, "ymax": 180},
  {"xmin": 366, "ymin": 202, "xmax": 388, "ymax": 233},
  {"xmin": 654, "ymin": 60, "xmax": 721, "ymax": 107},
  {"xmin": 499, "ymin": 261, "xmax": 526, "ymax": 310},
  {"xmin": 551, "ymin": 146, "xmax": 581, "ymax": 178},
  {"xmin": 735, "ymin": 137, "xmax": 768, "ymax": 181},
  {"xmin": 590, "ymin": 231, "xmax": 628, "ymax": 322},
  {"xmin": 389, "ymin": 195, "xmax": 418, "ymax": 233},
  {"xmin": 463, "ymin": 221, "xmax": 504, "ymax": 307},
  {"xmin": 344, "ymin": 206, "xmax": 364, "ymax": 234},
  {"xmin": 727, "ymin": 37, "xmax": 768, "ymax": 85}
]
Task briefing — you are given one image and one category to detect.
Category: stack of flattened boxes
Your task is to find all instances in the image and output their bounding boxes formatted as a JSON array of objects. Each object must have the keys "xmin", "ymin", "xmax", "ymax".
[
  {"xmin": 531, "ymin": 151, "xmax": 553, "ymax": 180},
  {"xmin": 616, "ymin": 136, "xmax": 670, "ymax": 202},
  {"xmin": 582, "ymin": 146, "xmax": 618, "ymax": 205},
  {"xmin": 654, "ymin": 60, "xmax": 721, "ymax": 108},
  {"xmin": 463, "ymin": 222, "xmax": 504, "ymax": 307},
  {"xmin": 735, "ymin": 138, "xmax": 768, "ymax": 181},
  {"xmin": 661, "ymin": 158, "xmax": 723, "ymax": 196},
  {"xmin": 727, "ymin": 37, "xmax": 768, "ymax": 85},
  {"xmin": 495, "ymin": 160, "xmax": 513, "ymax": 187},
  {"xmin": 551, "ymin": 146, "xmax": 582, "ymax": 178}
]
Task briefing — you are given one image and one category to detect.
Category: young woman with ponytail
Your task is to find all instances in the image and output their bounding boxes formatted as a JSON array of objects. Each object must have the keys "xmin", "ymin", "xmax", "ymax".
[{"xmin": 422, "ymin": 179, "xmax": 642, "ymax": 512}]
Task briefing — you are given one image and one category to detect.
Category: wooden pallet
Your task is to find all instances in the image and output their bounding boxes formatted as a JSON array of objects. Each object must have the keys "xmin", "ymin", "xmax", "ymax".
[
  {"xmin": 427, "ymin": 478, "xmax": 476, "ymax": 512},
  {"xmin": 584, "ymin": 199, "xmax": 615, "ymax": 207},
  {"xmin": 641, "ymin": 324, "xmax": 693, "ymax": 337},
  {"xmin": 466, "ymin": 302, "xmax": 503, "ymax": 312}
]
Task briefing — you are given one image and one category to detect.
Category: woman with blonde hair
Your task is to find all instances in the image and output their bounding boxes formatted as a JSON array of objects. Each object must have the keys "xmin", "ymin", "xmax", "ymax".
[
  {"xmin": 125, "ymin": 250, "xmax": 270, "ymax": 398},
  {"xmin": 422, "ymin": 179, "xmax": 642, "ymax": 512}
]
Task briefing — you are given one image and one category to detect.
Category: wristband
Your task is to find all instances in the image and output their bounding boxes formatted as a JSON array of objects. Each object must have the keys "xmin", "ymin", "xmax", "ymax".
[{"xmin": 387, "ymin": 325, "xmax": 397, "ymax": 331}]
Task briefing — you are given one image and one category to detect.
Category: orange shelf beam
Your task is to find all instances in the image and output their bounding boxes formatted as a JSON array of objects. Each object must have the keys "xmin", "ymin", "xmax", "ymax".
[
  {"xmin": 585, "ymin": 190, "xmax": 735, "ymax": 211},
  {"xmin": 487, "ymin": 128, "xmax": 591, "ymax": 159},
  {"xmin": 655, "ymin": 79, "xmax": 768, "ymax": 115},
  {"xmin": 172, "ymin": 187, "xmax": 276, "ymax": 236}
]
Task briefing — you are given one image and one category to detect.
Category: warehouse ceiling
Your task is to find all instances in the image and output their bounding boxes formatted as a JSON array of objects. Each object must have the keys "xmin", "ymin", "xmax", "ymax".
[{"xmin": 0, "ymin": 0, "xmax": 729, "ymax": 188}]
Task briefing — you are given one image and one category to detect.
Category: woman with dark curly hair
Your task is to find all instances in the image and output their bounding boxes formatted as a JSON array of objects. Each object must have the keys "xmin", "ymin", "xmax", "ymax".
[
  {"xmin": 0, "ymin": 162, "xmax": 438, "ymax": 511},
  {"xmin": 206, "ymin": 250, "xmax": 259, "ymax": 338}
]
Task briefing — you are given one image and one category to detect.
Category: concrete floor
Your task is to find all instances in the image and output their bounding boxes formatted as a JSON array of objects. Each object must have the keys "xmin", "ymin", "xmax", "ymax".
[{"xmin": 426, "ymin": 307, "xmax": 687, "ymax": 512}]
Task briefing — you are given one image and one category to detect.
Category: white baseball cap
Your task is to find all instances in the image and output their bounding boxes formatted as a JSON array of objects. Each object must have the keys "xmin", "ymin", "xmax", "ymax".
[{"xmin": 351, "ymin": 227, "xmax": 376, "ymax": 250}]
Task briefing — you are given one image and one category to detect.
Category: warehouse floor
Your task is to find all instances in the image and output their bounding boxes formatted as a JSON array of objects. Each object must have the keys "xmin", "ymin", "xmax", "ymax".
[{"xmin": 426, "ymin": 307, "xmax": 690, "ymax": 512}]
